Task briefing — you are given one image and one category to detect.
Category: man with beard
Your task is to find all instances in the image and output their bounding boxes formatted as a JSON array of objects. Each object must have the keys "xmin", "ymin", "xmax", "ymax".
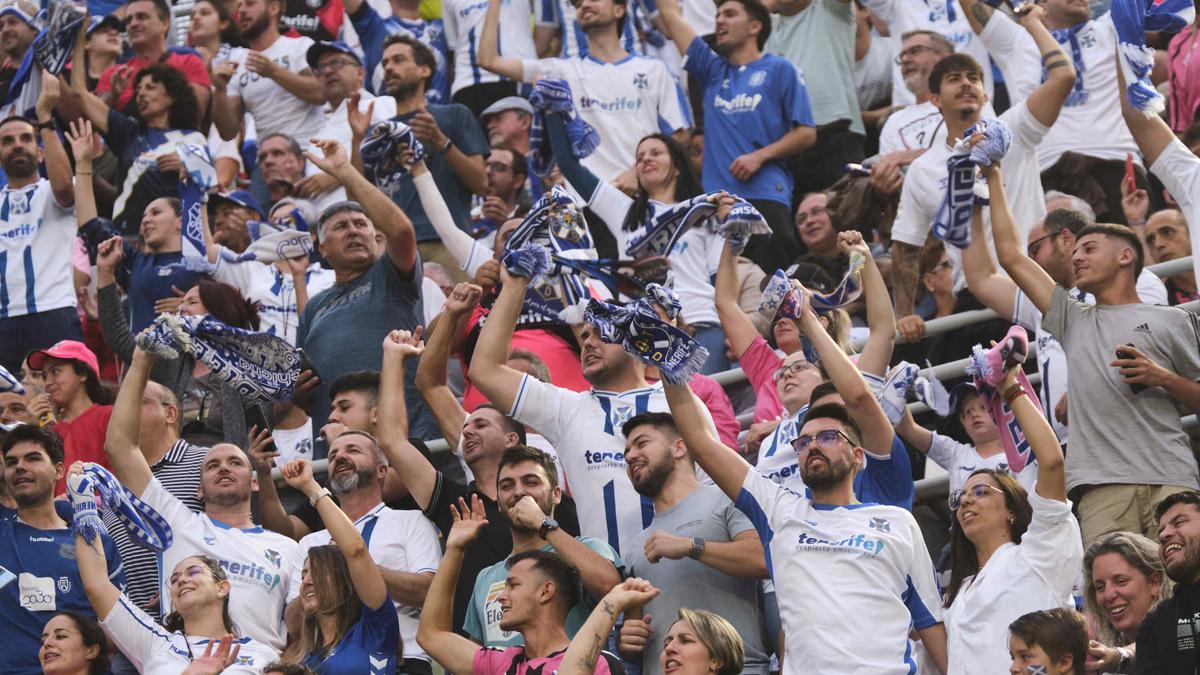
[
  {"xmin": 617, "ymin": 412, "xmax": 770, "ymax": 675},
  {"xmin": 661, "ymin": 375, "xmax": 947, "ymax": 673},
  {"xmin": 1136, "ymin": 491, "xmax": 1200, "ymax": 672},
  {"xmin": 0, "ymin": 0, "xmax": 38, "ymax": 104},
  {"xmin": 284, "ymin": 430, "xmax": 441, "ymax": 675},
  {"xmin": 877, "ymin": 31, "xmax": 956, "ymax": 162},
  {"xmin": 95, "ymin": 0, "xmax": 211, "ymax": 119},
  {"xmin": 212, "ymin": 0, "xmax": 325, "ymax": 149},
  {"xmin": 0, "ymin": 80, "xmax": 82, "ymax": 375},
  {"xmin": 0, "ymin": 425, "xmax": 125, "ymax": 675},
  {"xmin": 103, "ymin": 347, "xmax": 300, "ymax": 651},
  {"xmin": 373, "ymin": 33, "xmax": 488, "ymax": 277},
  {"xmin": 444, "ymin": 445, "xmax": 621, "ymax": 647}
]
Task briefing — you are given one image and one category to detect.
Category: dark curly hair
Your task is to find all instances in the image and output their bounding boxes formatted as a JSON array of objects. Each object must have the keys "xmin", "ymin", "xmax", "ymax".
[
  {"xmin": 195, "ymin": 278, "xmax": 261, "ymax": 331},
  {"xmin": 133, "ymin": 63, "xmax": 201, "ymax": 131},
  {"xmin": 46, "ymin": 612, "xmax": 112, "ymax": 675}
]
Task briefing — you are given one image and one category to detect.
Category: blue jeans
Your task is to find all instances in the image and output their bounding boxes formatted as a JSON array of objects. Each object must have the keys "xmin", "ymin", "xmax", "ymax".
[
  {"xmin": 0, "ymin": 306, "xmax": 83, "ymax": 374},
  {"xmin": 692, "ymin": 322, "xmax": 731, "ymax": 375}
]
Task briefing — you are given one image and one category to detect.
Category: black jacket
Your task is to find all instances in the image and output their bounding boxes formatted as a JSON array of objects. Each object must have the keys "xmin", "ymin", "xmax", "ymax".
[{"xmin": 1136, "ymin": 582, "xmax": 1200, "ymax": 674}]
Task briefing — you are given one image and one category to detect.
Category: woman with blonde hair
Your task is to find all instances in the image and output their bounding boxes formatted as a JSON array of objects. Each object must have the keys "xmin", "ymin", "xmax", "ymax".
[{"xmin": 1082, "ymin": 531, "xmax": 1173, "ymax": 673}]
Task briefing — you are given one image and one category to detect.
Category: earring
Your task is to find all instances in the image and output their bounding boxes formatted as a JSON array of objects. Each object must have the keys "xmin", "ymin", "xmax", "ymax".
[{"xmin": 1007, "ymin": 516, "xmax": 1014, "ymax": 525}]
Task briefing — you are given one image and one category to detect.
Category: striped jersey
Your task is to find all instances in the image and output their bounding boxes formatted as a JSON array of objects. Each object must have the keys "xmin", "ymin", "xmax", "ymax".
[{"xmin": 0, "ymin": 178, "xmax": 76, "ymax": 318}]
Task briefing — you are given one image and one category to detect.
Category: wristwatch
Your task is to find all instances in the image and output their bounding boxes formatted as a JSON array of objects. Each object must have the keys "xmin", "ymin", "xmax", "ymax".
[
  {"xmin": 689, "ymin": 537, "xmax": 706, "ymax": 560},
  {"xmin": 36, "ymin": 119, "xmax": 55, "ymax": 132},
  {"xmin": 538, "ymin": 516, "xmax": 560, "ymax": 539},
  {"xmin": 440, "ymin": 136, "xmax": 454, "ymax": 153},
  {"xmin": 308, "ymin": 487, "xmax": 332, "ymax": 507},
  {"xmin": 1115, "ymin": 646, "xmax": 1133, "ymax": 673}
]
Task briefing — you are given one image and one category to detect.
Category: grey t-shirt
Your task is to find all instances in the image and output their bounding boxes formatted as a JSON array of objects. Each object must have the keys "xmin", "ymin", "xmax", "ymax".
[
  {"xmin": 1043, "ymin": 285, "xmax": 1200, "ymax": 492},
  {"xmin": 625, "ymin": 484, "xmax": 770, "ymax": 675},
  {"xmin": 766, "ymin": 0, "xmax": 864, "ymax": 135}
]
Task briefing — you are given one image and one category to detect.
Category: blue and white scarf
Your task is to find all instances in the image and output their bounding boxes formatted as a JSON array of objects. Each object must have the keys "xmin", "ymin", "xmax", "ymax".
[
  {"xmin": 625, "ymin": 194, "xmax": 767, "ymax": 260},
  {"xmin": 32, "ymin": 1, "xmax": 86, "ymax": 75},
  {"xmin": 67, "ymin": 464, "xmax": 173, "ymax": 550},
  {"xmin": 178, "ymin": 143, "xmax": 217, "ymax": 259},
  {"xmin": 865, "ymin": 363, "xmax": 952, "ymax": 425},
  {"xmin": 1047, "ymin": 23, "xmax": 1089, "ymax": 107},
  {"xmin": 361, "ymin": 120, "xmax": 426, "ymax": 193},
  {"xmin": 528, "ymin": 79, "xmax": 599, "ymax": 177},
  {"xmin": 718, "ymin": 199, "xmax": 771, "ymax": 256},
  {"xmin": 1112, "ymin": 0, "xmax": 1193, "ymax": 115},
  {"xmin": 136, "ymin": 314, "xmax": 302, "ymax": 403},
  {"xmin": 758, "ymin": 251, "xmax": 866, "ymax": 319},
  {"xmin": 0, "ymin": 365, "xmax": 24, "ymax": 395},
  {"xmin": 583, "ymin": 293, "xmax": 708, "ymax": 385},
  {"xmin": 932, "ymin": 120, "xmax": 1010, "ymax": 250}
]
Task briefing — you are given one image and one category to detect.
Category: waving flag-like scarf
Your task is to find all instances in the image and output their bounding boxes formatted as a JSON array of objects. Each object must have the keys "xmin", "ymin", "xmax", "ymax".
[
  {"xmin": 67, "ymin": 464, "xmax": 173, "ymax": 550},
  {"xmin": 964, "ymin": 325, "xmax": 1043, "ymax": 473},
  {"xmin": 178, "ymin": 143, "xmax": 217, "ymax": 258},
  {"xmin": 32, "ymin": 0, "xmax": 86, "ymax": 75},
  {"xmin": 1112, "ymin": 0, "xmax": 1193, "ymax": 115},
  {"xmin": 528, "ymin": 79, "xmax": 599, "ymax": 177},
  {"xmin": 136, "ymin": 314, "xmax": 302, "ymax": 403},
  {"xmin": 865, "ymin": 363, "xmax": 952, "ymax": 425},
  {"xmin": 361, "ymin": 120, "xmax": 426, "ymax": 193},
  {"xmin": 0, "ymin": 365, "xmax": 24, "ymax": 395},
  {"xmin": 1047, "ymin": 23, "xmax": 1089, "ymax": 107},
  {"xmin": 932, "ymin": 120, "xmax": 1010, "ymax": 250},
  {"xmin": 625, "ymin": 194, "xmax": 768, "ymax": 260},
  {"xmin": 583, "ymin": 292, "xmax": 708, "ymax": 385},
  {"xmin": 758, "ymin": 251, "xmax": 866, "ymax": 319},
  {"xmin": 718, "ymin": 199, "xmax": 771, "ymax": 256}
]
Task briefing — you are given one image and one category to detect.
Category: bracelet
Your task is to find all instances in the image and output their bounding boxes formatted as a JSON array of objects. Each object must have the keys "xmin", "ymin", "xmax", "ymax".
[
  {"xmin": 1116, "ymin": 646, "xmax": 1133, "ymax": 673},
  {"xmin": 76, "ymin": 171, "xmax": 92, "ymax": 175},
  {"xmin": 441, "ymin": 136, "xmax": 453, "ymax": 152},
  {"xmin": 1001, "ymin": 383, "xmax": 1026, "ymax": 405},
  {"xmin": 308, "ymin": 487, "xmax": 332, "ymax": 507}
]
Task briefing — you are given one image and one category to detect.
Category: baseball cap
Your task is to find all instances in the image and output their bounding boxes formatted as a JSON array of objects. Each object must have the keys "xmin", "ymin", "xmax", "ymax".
[
  {"xmin": 480, "ymin": 96, "xmax": 534, "ymax": 122},
  {"xmin": 209, "ymin": 190, "xmax": 266, "ymax": 219},
  {"xmin": 26, "ymin": 340, "xmax": 101, "ymax": 379},
  {"xmin": 306, "ymin": 40, "xmax": 362, "ymax": 70},
  {"xmin": 87, "ymin": 14, "xmax": 125, "ymax": 34},
  {"xmin": 0, "ymin": 0, "xmax": 37, "ymax": 24},
  {"xmin": 948, "ymin": 382, "xmax": 980, "ymax": 416}
]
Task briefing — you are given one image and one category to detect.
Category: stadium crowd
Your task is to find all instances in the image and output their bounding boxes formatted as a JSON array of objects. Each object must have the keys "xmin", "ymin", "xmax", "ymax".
[{"xmin": 1, "ymin": 0, "xmax": 1200, "ymax": 671}]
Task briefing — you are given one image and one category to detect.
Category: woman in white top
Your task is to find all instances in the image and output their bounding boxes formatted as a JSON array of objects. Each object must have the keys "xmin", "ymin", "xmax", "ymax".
[
  {"xmin": 73, "ymin": 492, "xmax": 279, "ymax": 674},
  {"xmin": 941, "ymin": 362, "xmax": 1081, "ymax": 675}
]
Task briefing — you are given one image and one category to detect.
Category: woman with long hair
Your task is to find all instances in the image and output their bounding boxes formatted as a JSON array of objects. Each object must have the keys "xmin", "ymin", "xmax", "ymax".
[
  {"xmin": 941, "ymin": 361, "xmax": 1082, "ymax": 674},
  {"xmin": 70, "ymin": 27, "xmax": 206, "ymax": 236},
  {"xmin": 73, "ymin": 511, "xmax": 278, "ymax": 675},
  {"xmin": 39, "ymin": 612, "xmax": 111, "ymax": 675},
  {"xmin": 1082, "ymin": 532, "xmax": 1174, "ymax": 673},
  {"xmin": 561, "ymin": 579, "xmax": 744, "ymax": 675},
  {"xmin": 279, "ymin": 459, "xmax": 400, "ymax": 673}
]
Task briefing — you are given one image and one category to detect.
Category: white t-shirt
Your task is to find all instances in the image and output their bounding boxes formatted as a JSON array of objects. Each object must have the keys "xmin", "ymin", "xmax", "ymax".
[
  {"xmin": 271, "ymin": 418, "xmax": 314, "ymax": 464},
  {"xmin": 224, "ymin": 36, "xmax": 327, "ymax": 146},
  {"xmin": 979, "ymin": 12, "xmax": 1137, "ymax": 170},
  {"xmin": 879, "ymin": 100, "xmax": 997, "ymax": 156},
  {"xmin": 1150, "ymin": 138, "xmax": 1200, "ymax": 287},
  {"xmin": 304, "ymin": 90, "xmax": 399, "ymax": 205},
  {"xmin": 442, "ymin": 0, "xmax": 538, "ymax": 95},
  {"xmin": 141, "ymin": 478, "xmax": 300, "ymax": 651},
  {"xmin": 586, "ymin": 181, "xmax": 722, "ymax": 325},
  {"xmin": 1012, "ymin": 270, "xmax": 1167, "ymax": 443},
  {"xmin": 289, "ymin": 503, "xmax": 442, "ymax": 662},
  {"xmin": 0, "ymin": 178, "xmax": 77, "ymax": 318},
  {"xmin": 943, "ymin": 490, "xmax": 1082, "ymax": 675},
  {"xmin": 102, "ymin": 596, "xmax": 279, "ymax": 675},
  {"xmin": 754, "ymin": 405, "xmax": 805, "ymax": 489},
  {"xmin": 893, "ymin": 101, "xmax": 1048, "ymax": 294},
  {"xmin": 926, "ymin": 433, "xmax": 1038, "ymax": 507},
  {"xmin": 522, "ymin": 56, "xmax": 692, "ymax": 181},
  {"xmin": 736, "ymin": 469, "xmax": 943, "ymax": 674},
  {"xmin": 210, "ymin": 256, "xmax": 336, "ymax": 344},
  {"xmin": 855, "ymin": 31, "xmax": 895, "ymax": 112},
  {"xmin": 861, "ymin": 0, "xmax": 993, "ymax": 107},
  {"xmin": 421, "ymin": 276, "xmax": 447, "ymax": 327},
  {"xmin": 508, "ymin": 375, "xmax": 714, "ymax": 554}
]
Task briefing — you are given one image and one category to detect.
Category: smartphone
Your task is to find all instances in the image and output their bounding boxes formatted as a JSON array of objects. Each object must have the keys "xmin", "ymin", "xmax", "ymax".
[
  {"xmin": 246, "ymin": 404, "xmax": 272, "ymax": 434},
  {"xmin": 1116, "ymin": 342, "xmax": 1145, "ymax": 394},
  {"xmin": 296, "ymin": 348, "xmax": 319, "ymax": 380}
]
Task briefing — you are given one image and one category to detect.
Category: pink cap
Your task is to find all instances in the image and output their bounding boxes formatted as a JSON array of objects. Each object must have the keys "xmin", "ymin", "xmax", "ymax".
[{"xmin": 26, "ymin": 340, "xmax": 100, "ymax": 379}]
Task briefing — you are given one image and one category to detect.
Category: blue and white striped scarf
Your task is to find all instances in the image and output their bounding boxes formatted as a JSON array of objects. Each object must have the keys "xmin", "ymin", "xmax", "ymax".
[
  {"xmin": 361, "ymin": 120, "xmax": 426, "ymax": 193},
  {"xmin": 583, "ymin": 288, "xmax": 708, "ymax": 385},
  {"xmin": 625, "ymin": 194, "xmax": 767, "ymax": 260},
  {"xmin": 528, "ymin": 79, "xmax": 599, "ymax": 177},
  {"xmin": 0, "ymin": 365, "xmax": 24, "ymax": 395},
  {"xmin": 718, "ymin": 200, "xmax": 771, "ymax": 256},
  {"xmin": 179, "ymin": 143, "xmax": 217, "ymax": 259},
  {"xmin": 33, "ymin": 1, "xmax": 86, "ymax": 75},
  {"xmin": 1047, "ymin": 23, "xmax": 1088, "ymax": 107},
  {"xmin": 1112, "ymin": 0, "xmax": 1193, "ymax": 115},
  {"xmin": 932, "ymin": 120, "xmax": 1010, "ymax": 250},
  {"xmin": 67, "ymin": 464, "xmax": 173, "ymax": 550},
  {"xmin": 136, "ymin": 314, "xmax": 302, "ymax": 403},
  {"xmin": 758, "ymin": 251, "xmax": 867, "ymax": 319},
  {"xmin": 864, "ymin": 363, "xmax": 952, "ymax": 425}
]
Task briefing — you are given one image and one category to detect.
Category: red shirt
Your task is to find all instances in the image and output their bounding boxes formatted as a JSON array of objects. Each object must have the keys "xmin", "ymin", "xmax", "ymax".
[
  {"xmin": 50, "ymin": 404, "xmax": 114, "ymax": 495},
  {"xmin": 96, "ymin": 48, "xmax": 211, "ymax": 113}
]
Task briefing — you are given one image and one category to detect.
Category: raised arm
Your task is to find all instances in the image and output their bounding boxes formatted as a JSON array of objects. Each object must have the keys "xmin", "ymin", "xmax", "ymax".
[
  {"xmin": 1016, "ymin": 6, "xmax": 1076, "ymax": 128},
  {"xmin": 468, "ymin": 268, "xmax": 533, "ymax": 413},
  {"xmin": 657, "ymin": 0, "xmax": 698, "ymax": 56},
  {"xmin": 844, "ymin": 231, "xmax": 895, "ymax": 377},
  {"xmin": 477, "ymin": 0, "xmax": 528, "ymax": 80},
  {"xmin": 507, "ymin": 496, "xmax": 622, "ymax": 598},
  {"xmin": 104, "ymin": 348, "xmax": 157, "ymax": 496},
  {"xmin": 69, "ymin": 28, "xmax": 112, "ymax": 133},
  {"xmin": 985, "ymin": 163, "xmax": 1057, "ymax": 313},
  {"xmin": 415, "ymin": 284, "xmax": 479, "ymax": 448},
  {"xmin": 378, "ymin": 329, "xmax": 439, "ymax": 510},
  {"xmin": 894, "ymin": 407, "xmax": 934, "ymax": 454},
  {"xmin": 245, "ymin": 426, "xmax": 309, "ymax": 541},
  {"xmin": 962, "ymin": 205, "xmax": 1018, "ymax": 319},
  {"xmin": 716, "ymin": 244, "xmax": 763, "ymax": 358},
  {"xmin": 282, "ymin": 460, "xmax": 389, "ymax": 609},
  {"xmin": 74, "ymin": 529, "xmax": 121, "ymax": 620},
  {"xmin": 67, "ymin": 120, "xmax": 98, "ymax": 225},
  {"xmin": 560, "ymin": 580, "xmax": 660, "ymax": 675},
  {"xmin": 210, "ymin": 61, "xmax": 245, "ymax": 142},
  {"xmin": 663, "ymin": 381, "xmax": 750, "ymax": 501},
  {"xmin": 245, "ymin": 53, "xmax": 325, "ymax": 105},
  {"xmin": 545, "ymin": 113, "xmax": 602, "ymax": 201},
  {"xmin": 305, "ymin": 138, "xmax": 417, "ymax": 276},
  {"xmin": 412, "ymin": 162, "xmax": 476, "ymax": 269},
  {"xmin": 36, "ymin": 74, "xmax": 74, "ymax": 208},
  {"xmin": 1000, "ymin": 365, "xmax": 1065, "ymax": 501},
  {"xmin": 415, "ymin": 496, "xmax": 489, "ymax": 675},
  {"xmin": 1116, "ymin": 56, "xmax": 1176, "ymax": 167}
]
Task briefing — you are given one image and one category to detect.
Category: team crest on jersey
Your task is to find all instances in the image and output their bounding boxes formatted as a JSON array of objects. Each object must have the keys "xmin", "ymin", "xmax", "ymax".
[
  {"xmin": 869, "ymin": 517, "xmax": 890, "ymax": 533},
  {"xmin": 237, "ymin": 655, "xmax": 255, "ymax": 666},
  {"xmin": 205, "ymin": 536, "xmax": 217, "ymax": 546},
  {"xmin": 57, "ymin": 576, "xmax": 71, "ymax": 593},
  {"xmin": 264, "ymin": 549, "xmax": 282, "ymax": 568},
  {"xmin": 633, "ymin": 72, "xmax": 648, "ymax": 89},
  {"xmin": 749, "ymin": 70, "xmax": 766, "ymax": 87},
  {"xmin": 609, "ymin": 405, "xmax": 634, "ymax": 430},
  {"xmin": 8, "ymin": 191, "xmax": 29, "ymax": 215}
]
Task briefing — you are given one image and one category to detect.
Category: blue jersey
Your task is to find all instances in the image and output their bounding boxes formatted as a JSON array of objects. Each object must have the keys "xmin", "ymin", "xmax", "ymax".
[
  {"xmin": 0, "ymin": 519, "xmax": 125, "ymax": 675},
  {"xmin": 302, "ymin": 600, "xmax": 400, "ymax": 675},
  {"xmin": 349, "ymin": 3, "xmax": 450, "ymax": 104},
  {"xmin": 684, "ymin": 37, "xmax": 814, "ymax": 206}
]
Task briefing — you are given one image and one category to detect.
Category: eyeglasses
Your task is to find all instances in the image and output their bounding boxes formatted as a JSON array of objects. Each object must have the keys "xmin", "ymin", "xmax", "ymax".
[
  {"xmin": 772, "ymin": 360, "xmax": 816, "ymax": 382},
  {"xmin": 894, "ymin": 44, "xmax": 939, "ymax": 65},
  {"xmin": 1026, "ymin": 231, "xmax": 1057, "ymax": 257},
  {"xmin": 791, "ymin": 429, "xmax": 855, "ymax": 453},
  {"xmin": 315, "ymin": 58, "xmax": 357, "ymax": 74},
  {"xmin": 486, "ymin": 161, "xmax": 516, "ymax": 173},
  {"xmin": 948, "ymin": 482, "xmax": 1005, "ymax": 510},
  {"xmin": 795, "ymin": 205, "xmax": 828, "ymax": 225}
]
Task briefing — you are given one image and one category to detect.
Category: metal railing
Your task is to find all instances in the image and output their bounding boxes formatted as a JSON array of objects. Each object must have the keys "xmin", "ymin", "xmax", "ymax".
[{"xmin": 288, "ymin": 253, "xmax": 1199, "ymax": 500}]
